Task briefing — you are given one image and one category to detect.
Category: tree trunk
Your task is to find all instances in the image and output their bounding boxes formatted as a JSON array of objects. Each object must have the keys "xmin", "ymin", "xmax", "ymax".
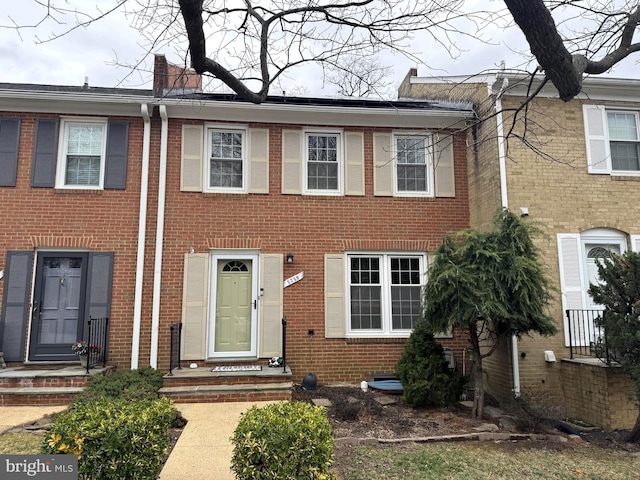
[
  {"xmin": 470, "ymin": 343, "xmax": 484, "ymax": 420},
  {"xmin": 626, "ymin": 407, "xmax": 640, "ymax": 443}
]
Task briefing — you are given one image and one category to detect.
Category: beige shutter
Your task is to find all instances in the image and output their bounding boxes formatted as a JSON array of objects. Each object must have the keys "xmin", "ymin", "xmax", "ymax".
[
  {"xmin": 249, "ymin": 128, "xmax": 269, "ymax": 194},
  {"xmin": 631, "ymin": 235, "xmax": 640, "ymax": 252},
  {"xmin": 345, "ymin": 132, "xmax": 365, "ymax": 196},
  {"xmin": 434, "ymin": 133, "xmax": 455, "ymax": 197},
  {"xmin": 557, "ymin": 234, "xmax": 585, "ymax": 347},
  {"xmin": 373, "ymin": 133, "xmax": 393, "ymax": 196},
  {"xmin": 583, "ymin": 105, "xmax": 610, "ymax": 174},
  {"xmin": 325, "ymin": 254, "xmax": 346, "ymax": 338},
  {"xmin": 181, "ymin": 253, "xmax": 209, "ymax": 359},
  {"xmin": 282, "ymin": 130, "xmax": 302, "ymax": 194},
  {"xmin": 181, "ymin": 124, "xmax": 204, "ymax": 192},
  {"xmin": 259, "ymin": 254, "xmax": 283, "ymax": 357}
]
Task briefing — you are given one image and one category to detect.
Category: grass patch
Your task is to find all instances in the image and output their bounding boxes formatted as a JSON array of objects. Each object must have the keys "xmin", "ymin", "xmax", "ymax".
[
  {"xmin": 337, "ymin": 443, "xmax": 638, "ymax": 480},
  {"xmin": 0, "ymin": 432, "xmax": 43, "ymax": 454}
]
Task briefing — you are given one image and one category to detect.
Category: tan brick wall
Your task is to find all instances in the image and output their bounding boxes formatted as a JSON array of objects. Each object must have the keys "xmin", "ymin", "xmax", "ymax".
[
  {"xmin": 398, "ymin": 74, "xmax": 640, "ymax": 418},
  {"xmin": 561, "ymin": 360, "xmax": 637, "ymax": 429}
]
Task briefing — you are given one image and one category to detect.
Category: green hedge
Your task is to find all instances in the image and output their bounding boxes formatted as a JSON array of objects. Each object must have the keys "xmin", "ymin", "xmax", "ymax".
[
  {"xmin": 42, "ymin": 397, "xmax": 178, "ymax": 480},
  {"xmin": 71, "ymin": 367, "xmax": 164, "ymax": 404},
  {"xmin": 231, "ymin": 401, "xmax": 336, "ymax": 480}
]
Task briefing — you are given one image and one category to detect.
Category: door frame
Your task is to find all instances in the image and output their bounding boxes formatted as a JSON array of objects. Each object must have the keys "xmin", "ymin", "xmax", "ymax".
[
  {"xmin": 28, "ymin": 250, "xmax": 90, "ymax": 362},
  {"xmin": 208, "ymin": 252, "xmax": 259, "ymax": 358}
]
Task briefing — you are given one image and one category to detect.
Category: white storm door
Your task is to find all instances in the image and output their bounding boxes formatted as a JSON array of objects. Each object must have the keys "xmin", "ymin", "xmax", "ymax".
[{"xmin": 208, "ymin": 254, "xmax": 258, "ymax": 357}]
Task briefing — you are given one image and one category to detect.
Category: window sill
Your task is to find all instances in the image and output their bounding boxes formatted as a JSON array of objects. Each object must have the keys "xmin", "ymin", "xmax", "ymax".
[
  {"xmin": 53, "ymin": 188, "xmax": 104, "ymax": 195},
  {"xmin": 345, "ymin": 337, "xmax": 409, "ymax": 344}
]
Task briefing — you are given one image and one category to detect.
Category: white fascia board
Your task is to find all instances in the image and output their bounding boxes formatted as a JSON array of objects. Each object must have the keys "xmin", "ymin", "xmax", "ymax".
[
  {"xmin": 0, "ymin": 90, "xmax": 151, "ymax": 116},
  {"xmin": 411, "ymin": 72, "xmax": 640, "ymax": 103},
  {"xmin": 161, "ymin": 99, "xmax": 473, "ymax": 130}
]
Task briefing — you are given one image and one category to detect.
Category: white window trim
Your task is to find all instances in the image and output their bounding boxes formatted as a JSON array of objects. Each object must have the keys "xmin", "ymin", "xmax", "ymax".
[
  {"xmin": 392, "ymin": 131, "xmax": 435, "ymax": 197},
  {"xmin": 345, "ymin": 251, "xmax": 427, "ymax": 338},
  {"xmin": 302, "ymin": 128, "xmax": 344, "ymax": 196},
  {"xmin": 208, "ymin": 251, "xmax": 259, "ymax": 358},
  {"xmin": 606, "ymin": 109, "xmax": 640, "ymax": 176},
  {"xmin": 580, "ymin": 228, "xmax": 627, "ymax": 309},
  {"xmin": 203, "ymin": 124, "xmax": 248, "ymax": 194},
  {"xmin": 55, "ymin": 117, "xmax": 107, "ymax": 190}
]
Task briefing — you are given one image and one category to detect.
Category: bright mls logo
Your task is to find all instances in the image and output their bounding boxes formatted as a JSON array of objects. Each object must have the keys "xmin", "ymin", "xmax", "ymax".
[{"xmin": 1, "ymin": 455, "xmax": 77, "ymax": 479}]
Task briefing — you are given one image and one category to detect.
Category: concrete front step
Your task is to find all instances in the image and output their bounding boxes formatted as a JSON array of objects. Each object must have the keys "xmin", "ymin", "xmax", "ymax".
[
  {"xmin": 0, "ymin": 386, "xmax": 85, "ymax": 406},
  {"xmin": 159, "ymin": 381, "xmax": 293, "ymax": 403}
]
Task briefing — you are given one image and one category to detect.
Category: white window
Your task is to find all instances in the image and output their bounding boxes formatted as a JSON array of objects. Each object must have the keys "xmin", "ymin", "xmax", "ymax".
[
  {"xmin": 394, "ymin": 134, "xmax": 433, "ymax": 195},
  {"xmin": 57, "ymin": 119, "xmax": 107, "ymax": 189},
  {"xmin": 205, "ymin": 126, "xmax": 247, "ymax": 193},
  {"xmin": 607, "ymin": 112, "xmax": 640, "ymax": 172},
  {"xmin": 347, "ymin": 253, "xmax": 426, "ymax": 337},
  {"xmin": 303, "ymin": 130, "xmax": 343, "ymax": 194},
  {"xmin": 583, "ymin": 105, "xmax": 640, "ymax": 175}
]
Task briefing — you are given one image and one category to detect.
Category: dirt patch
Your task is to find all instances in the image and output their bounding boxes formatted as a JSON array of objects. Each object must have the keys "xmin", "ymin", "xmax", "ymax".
[{"xmin": 292, "ymin": 385, "xmax": 640, "ymax": 452}]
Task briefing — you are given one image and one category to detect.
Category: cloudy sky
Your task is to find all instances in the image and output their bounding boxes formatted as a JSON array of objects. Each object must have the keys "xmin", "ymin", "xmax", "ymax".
[{"xmin": 0, "ymin": 1, "xmax": 637, "ymax": 97}]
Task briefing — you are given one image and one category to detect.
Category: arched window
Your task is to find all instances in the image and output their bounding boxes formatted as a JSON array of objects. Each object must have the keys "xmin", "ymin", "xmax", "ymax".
[{"xmin": 222, "ymin": 260, "xmax": 248, "ymax": 272}]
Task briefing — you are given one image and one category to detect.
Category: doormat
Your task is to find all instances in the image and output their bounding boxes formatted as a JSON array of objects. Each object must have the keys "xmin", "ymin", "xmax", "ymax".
[{"xmin": 211, "ymin": 365, "xmax": 262, "ymax": 372}]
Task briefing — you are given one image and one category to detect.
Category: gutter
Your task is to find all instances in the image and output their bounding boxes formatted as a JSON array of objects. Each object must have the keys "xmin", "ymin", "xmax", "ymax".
[
  {"xmin": 131, "ymin": 104, "xmax": 152, "ymax": 369},
  {"xmin": 150, "ymin": 105, "xmax": 169, "ymax": 368},
  {"xmin": 490, "ymin": 69, "xmax": 521, "ymax": 398}
]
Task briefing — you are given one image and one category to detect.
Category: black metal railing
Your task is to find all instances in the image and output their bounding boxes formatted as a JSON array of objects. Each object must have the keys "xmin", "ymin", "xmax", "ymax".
[
  {"xmin": 86, "ymin": 317, "xmax": 109, "ymax": 374},
  {"xmin": 565, "ymin": 309, "xmax": 610, "ymax": 365},
  {"xmin": 282, "ymin": 317, "xmax": 287, "ymax": 373},
  {"xmin": 168, "ymin": 323, "xmax": 183, "ymax": 376}
]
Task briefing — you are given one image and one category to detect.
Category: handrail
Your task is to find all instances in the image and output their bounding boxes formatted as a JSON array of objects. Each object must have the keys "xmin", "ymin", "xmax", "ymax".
[
  {"xmin": 86, "ymin": 317, "xmax": 109, "ymax": 374},
  {"xmin": 169, "ymin": 323, "xmax": 183, "ymax": 376}
]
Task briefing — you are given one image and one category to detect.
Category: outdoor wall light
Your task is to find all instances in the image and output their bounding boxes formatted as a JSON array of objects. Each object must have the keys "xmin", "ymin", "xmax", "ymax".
[{"xmin": 286, "ymin": 253, "xmax": 294, "ymax": 264}]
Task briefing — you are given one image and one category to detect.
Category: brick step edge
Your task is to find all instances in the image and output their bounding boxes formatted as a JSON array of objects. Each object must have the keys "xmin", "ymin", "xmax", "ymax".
[{"xmin": 159, "ymin": 381, "xmax": 292, "ymax": 396}]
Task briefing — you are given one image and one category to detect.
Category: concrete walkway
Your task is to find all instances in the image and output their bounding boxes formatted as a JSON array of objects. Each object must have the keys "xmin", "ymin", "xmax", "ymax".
[
  {"xmin": 159, "ymin": 402, "xmax": 274, "ymax": 480},
  {"xmin": 0, "ymin": 401, "xmax": 274, "ymax": 480}
]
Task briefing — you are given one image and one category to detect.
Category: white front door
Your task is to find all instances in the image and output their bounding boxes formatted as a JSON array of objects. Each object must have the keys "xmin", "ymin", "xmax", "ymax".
[{"xmin": 208, "ymin": 254, "xmax": 258, "ymax": 357}]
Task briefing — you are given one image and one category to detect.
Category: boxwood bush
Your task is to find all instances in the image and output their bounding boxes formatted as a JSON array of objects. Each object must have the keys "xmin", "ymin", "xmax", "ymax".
[
  {"xmin": 41, "ymin": 397, "xmax": 178, "ymax": 480},
  {"xmin": 231, "ymin": 401, "xmax": 336, "ymax": 480}
]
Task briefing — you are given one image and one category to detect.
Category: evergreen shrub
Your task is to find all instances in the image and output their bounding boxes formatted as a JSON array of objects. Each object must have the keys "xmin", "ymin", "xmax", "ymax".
[
  {"xmin": 42, "ymin": 397, "xmax": 178, "ymax": 480},
  {"xmin": 231, "ymin": 401, "xmax": 336, "ymax": 480},
  {"xmin": 396, "ymin": 319, "xmax": 465, "ymax": 407}
]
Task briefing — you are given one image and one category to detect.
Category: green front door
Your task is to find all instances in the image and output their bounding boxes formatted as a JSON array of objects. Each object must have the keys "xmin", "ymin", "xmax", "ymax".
[{"xmin": 214, "ymin": 259, "xmax": 253, "ymax": 353}]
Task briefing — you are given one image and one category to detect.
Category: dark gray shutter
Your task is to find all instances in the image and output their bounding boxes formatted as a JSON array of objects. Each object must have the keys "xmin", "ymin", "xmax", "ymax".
[
  {"xmin": 104, "ymin": 122, "xmax": 129, "ymax": 189},
  {"xmin": 0, "ymin": 251, "xmax": 33, "ymax": 361},
  {"xmin": 0, "ymin": 118, "xmax": 21, "ymax": 187},
  {"xmin": 85, "ymin": 252, "xmax": 114, "ymax": 320},
  {"xmin": 31, "ymin": 119, "xmax": 59, "ymax": 187}
]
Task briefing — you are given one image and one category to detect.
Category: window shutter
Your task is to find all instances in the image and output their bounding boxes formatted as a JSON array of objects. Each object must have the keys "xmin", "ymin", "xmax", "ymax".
[
  {"xmin": 249, "ymin": 128, "xmax": 269, "ymax": 194},
  {"xmin": 104, "ymin": 121, "xmax": 129, "ymax": 189},
  {"xmin": 631, "ymin": 235, "xmax": 640, "ymax": 253},
  {"xmin": 373, "ymin": 133, "xmax": 393, "ymax": 196},
  {"xmin": 325, "ymin": 254, "xmax": 346, "ymax": 338},
  {"xmin": 345, "ymin": 132, "xmax": 365, "ymax": 196},
  {"xmin": 281, "ymin": 130, "xmax": 302, "ymax": 194},
  {"xmin": 31, "ymin": 119, "xmax": 58, "ymax": 187},
  {"xmin": 85, "ymin": 252, "xmax": 114, "ymax": 320},
  {"xmin": 557, "ymin": 234, "xmax": 585, "ymax": 346},
  {"xmin": 259, "ymin": 254, "xmax": 283, "ymax": 357},
  {"xmin": 0, "ymin": 118, "xmax": 21, "ymax": 187},
  {"xmin": 434, "ymin": 133, "xmax": 455, "ymax": 197},
  {"xmin": 0, "ymin": 251, "xmax": 33, "ymax": 361},
  {"xmin": 583, "ymin": 105, "xmax": 610, "ymax": 174},
  {"xmin": 181, "ymin": 124, "xmax": 203, "ymax": 192},
  {"xmin": 181, "ymin": 253, "xmax": 209, "ymax": 359}
]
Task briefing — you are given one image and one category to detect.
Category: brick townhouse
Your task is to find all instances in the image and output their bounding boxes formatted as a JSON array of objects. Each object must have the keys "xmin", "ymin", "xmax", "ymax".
[
  {"xmin": 0, "ymin": 56, "xmax": 474, "ymax": 388},
  {"xmin": 400, "ymin": 69, "xmax": 640, "ymax": 429}
]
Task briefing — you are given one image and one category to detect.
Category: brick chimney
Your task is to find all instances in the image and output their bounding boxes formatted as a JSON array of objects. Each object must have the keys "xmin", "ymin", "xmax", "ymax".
[{"xmin": 153, "ymin": 54, "xmax": 203, "ymax": 97}]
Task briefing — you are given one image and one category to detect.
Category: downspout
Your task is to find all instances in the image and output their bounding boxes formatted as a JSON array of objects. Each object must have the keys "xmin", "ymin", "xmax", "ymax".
[
  {"xmin": 150, "ymin": 105, "xmax": 168, "ymax": 368},
  {"xmin": 492, "ymin": 69, "xmax": 521, "ymax": 398},
  {"xmin": 131, "ymin": 104, "xmax": 151, "ymax": 369}
]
